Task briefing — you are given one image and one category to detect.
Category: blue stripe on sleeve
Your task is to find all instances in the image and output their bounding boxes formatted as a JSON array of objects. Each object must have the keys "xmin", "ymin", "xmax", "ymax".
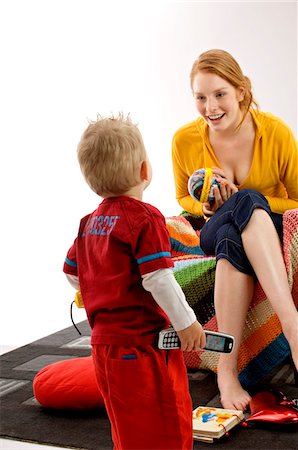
[
  {"xmin": 137, "ymin": 252, "xmax": 171, "ymax": 264},
  {"xmin": 65, "ymin": 257, "xmax": 77, "ymax": 268}
]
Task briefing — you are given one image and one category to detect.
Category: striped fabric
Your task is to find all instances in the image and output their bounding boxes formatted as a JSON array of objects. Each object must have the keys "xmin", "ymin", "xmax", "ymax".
[{"xmin": 166, "ymin": 208, "xmax": 298, "ymax": 387}]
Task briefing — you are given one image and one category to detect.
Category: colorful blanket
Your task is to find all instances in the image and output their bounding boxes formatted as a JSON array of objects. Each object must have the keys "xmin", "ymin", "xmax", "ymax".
[{"xmin": 166, "ymin": 208, "xmax": 298, "ymax": 387}]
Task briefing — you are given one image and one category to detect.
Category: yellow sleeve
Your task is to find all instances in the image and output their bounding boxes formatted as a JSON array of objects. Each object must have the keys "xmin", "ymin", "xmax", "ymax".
[
  {"xmin": 172, "ymin": 121, "xmax": 217, "ymax": 215},
  {"xmin": 172, "ymin": 138, "xmax": 203, "ymax": 216},
  {"xmin": 263, "ymin": 120, "xmax": 298, "ymax": 214},
  {"xmin": 172, "ymin": 131, "xmax": 204, "ymax": 216}
]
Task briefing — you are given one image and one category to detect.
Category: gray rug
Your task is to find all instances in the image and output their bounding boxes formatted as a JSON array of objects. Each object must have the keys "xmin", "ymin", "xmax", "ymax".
[{"xmin": 1, "ymin": 321, "xmax": 297, "ymax": 449}]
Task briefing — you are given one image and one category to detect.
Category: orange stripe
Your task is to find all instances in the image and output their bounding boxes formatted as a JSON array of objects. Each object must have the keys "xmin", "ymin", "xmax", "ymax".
[
  {"xmin": 166, "ymin": 223, "xmax": 200, "ymax": 247},
  {"xmin": 237, "ymin": 314, "xmax": 282, "ymax": 371},
  {"xmin": 172, "ymin": 255, "xmax": 207, "ymax": 262},
  {"xmin": 166, "ymin": 220, "xmax": 193, "ymax": 235},
  {"xmin": 199, "ymin": 314, "xmax": 282, "ymax": 372}
]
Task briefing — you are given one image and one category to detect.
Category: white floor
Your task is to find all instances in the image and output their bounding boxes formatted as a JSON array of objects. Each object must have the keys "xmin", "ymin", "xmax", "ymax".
[
  {"xmin": 0, "ymin": 345, "xmax": 19, "ymax": 356},
  {"xmin": 0, "ymin": 439, "xmax": 73, "ymax": 449}
]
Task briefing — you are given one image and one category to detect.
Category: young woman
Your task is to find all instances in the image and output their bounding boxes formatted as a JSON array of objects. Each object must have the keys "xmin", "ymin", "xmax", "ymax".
[{"xmin": 172, "ymin": 49, "xmax": 298, "ymax": 410}]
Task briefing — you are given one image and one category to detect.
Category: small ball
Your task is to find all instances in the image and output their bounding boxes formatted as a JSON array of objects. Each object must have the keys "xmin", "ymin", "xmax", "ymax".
[{"xmin": 188, "ymin": 168, "xmax": 220, "ymax": 203}]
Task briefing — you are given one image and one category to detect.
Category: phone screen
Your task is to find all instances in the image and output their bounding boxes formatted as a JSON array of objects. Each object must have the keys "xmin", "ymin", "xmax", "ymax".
[{"xmin": 206, "ymin": 334, "xmax": 225, "ymax": 351}]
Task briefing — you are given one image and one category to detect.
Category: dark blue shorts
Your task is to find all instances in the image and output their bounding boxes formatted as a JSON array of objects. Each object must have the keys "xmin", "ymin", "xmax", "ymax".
[{"xmin": 200, "ymin": 189, "xmax": 283, "ymax": 276}]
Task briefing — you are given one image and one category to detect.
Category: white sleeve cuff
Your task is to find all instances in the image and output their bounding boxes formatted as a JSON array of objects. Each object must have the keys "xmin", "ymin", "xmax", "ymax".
[
  {"xmin": 66, "ymin": 274, "xmax": 80, "ymax": 290},
  {"xmin": 142, "ymin": 268, "xmax": 196, "ymax": 331}
]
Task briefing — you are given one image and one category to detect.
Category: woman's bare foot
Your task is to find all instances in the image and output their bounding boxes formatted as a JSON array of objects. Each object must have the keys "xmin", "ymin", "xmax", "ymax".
[{"xmin": 217, "ymin": 366, "xmax": 251, "ymax": 411}]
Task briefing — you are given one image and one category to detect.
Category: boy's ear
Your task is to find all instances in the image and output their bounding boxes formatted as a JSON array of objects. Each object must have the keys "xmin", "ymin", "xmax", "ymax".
[{"xmin": 140, "ymin": 160, "xmax": 149, "ymax": 181}]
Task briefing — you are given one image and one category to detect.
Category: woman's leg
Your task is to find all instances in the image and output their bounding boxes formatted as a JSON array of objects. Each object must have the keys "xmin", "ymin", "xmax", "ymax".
[
  {"xmin": 242, "ymin": 209, "xmax": 298, "ymax": 369},
  {"xmin": 214, "ymin": 259, "xmax": 254, "ymax": 410},
  {"xmin": 200, "ymin": 189, "xmax": 297, "ymax": 409}
]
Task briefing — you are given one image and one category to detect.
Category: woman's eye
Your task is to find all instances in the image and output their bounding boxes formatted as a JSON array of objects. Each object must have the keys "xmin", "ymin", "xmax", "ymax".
[
  {"xmin": 196, "ymin": 96, "xmax": 205, "ymax": 101},
  {"xmin": 216, "ymin": 92, "xmax": 225, "ymax": 98}
]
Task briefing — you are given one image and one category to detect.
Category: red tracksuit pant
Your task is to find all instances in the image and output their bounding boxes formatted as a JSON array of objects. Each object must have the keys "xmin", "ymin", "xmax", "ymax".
[{"xmin": 92, "ymin": 344, "xmax": 193, "ymax": 450}]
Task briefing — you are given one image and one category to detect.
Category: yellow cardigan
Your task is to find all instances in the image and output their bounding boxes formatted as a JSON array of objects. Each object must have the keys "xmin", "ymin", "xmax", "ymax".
[{"xmin": 172, "ymin": 110, "xmax": 298, "ymax": 215}]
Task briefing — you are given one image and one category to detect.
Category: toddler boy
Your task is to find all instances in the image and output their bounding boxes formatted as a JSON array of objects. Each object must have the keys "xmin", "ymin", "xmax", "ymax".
[{"xmin": 63, "ymin": 113, "xmax": 205, "ymax": 449}]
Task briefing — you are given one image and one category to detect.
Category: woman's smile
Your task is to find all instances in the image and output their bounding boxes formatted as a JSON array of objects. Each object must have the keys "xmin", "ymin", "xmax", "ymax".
[{"xmin": 207, "ymin": 113, "xmax": 226, "ymax": 123}]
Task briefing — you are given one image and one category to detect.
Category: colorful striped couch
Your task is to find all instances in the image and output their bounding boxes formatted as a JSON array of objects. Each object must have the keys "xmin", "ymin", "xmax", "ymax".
[{"xmin": 166, "ymin": 208, "xmax": 298, "ymax": 387}]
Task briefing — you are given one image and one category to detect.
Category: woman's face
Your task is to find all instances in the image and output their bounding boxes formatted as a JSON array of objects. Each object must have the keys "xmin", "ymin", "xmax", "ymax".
[{"xmin": 192, "ymin": 71, "xmax": 244, "ymax": 133}]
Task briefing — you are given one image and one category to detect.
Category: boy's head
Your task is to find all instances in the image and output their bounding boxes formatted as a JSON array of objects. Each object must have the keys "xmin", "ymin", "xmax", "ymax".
[{"xmin": 77, "ymin": 113, "xmax": 149, "ymax": 197}]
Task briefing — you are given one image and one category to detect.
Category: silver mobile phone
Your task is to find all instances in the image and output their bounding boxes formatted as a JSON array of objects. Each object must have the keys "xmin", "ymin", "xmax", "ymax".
[{"xmin": 158, "ymin": 327, "xmax": 234, "ymax": 353}]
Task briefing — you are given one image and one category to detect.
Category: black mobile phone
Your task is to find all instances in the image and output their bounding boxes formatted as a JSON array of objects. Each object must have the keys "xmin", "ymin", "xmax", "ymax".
[{"xmin": 158, "ymin": 328, "xmax": 234, "ymax": 353}]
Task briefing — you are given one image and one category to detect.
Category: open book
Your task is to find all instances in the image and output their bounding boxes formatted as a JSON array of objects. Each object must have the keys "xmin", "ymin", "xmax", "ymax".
[{"xmin": 192, "ymin": 406, "xmax": 244, "ymax": 443}]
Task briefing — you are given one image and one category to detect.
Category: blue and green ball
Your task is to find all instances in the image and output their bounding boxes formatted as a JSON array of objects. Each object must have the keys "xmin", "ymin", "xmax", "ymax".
[{"xmin": 188, "ymin": 168, "xmax": 220, "ymax": 203}]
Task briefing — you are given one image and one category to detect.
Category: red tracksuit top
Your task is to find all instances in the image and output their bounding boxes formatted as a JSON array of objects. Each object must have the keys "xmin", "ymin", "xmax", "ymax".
[{"xmin": 63, "ymin": 196, "xmax": 173, "ymax": 346}]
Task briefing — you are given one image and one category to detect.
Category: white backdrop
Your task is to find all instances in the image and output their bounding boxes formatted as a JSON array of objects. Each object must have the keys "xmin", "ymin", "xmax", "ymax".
[{"xmin": 1, "ymin": 0, "xmax": 297, "ymax": 349}]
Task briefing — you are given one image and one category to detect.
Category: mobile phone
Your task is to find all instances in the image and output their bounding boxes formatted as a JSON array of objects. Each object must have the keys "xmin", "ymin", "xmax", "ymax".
[{"xmin": 158, "ymin": 327, "xmax": 234, "ymax": 353}]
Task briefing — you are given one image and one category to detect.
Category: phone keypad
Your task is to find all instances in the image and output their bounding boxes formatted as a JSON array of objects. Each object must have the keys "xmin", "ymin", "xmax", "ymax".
[{"xmin": 163, "ymin": 331, "xmax": 180, "ymax": 348}]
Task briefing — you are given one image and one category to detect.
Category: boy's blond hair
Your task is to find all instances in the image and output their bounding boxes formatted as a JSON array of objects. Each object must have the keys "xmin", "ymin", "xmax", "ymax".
[{"xmin": 77, "ymin": 113, "xmax": 147, "ymax": 196}]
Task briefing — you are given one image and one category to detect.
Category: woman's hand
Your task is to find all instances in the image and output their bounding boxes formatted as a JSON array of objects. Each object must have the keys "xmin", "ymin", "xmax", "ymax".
[{"xmin": 202, "ymin": 166, "xmax": 238, "ymax": 216}]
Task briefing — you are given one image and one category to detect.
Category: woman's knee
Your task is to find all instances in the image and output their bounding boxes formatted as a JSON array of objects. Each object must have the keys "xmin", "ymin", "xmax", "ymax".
[
  {"xmin": 232, "ymin": 189, "xmax": 271, "ymax": 231},
  {"xmin": 235, "ymin": 188, "xmax": 267, "ymax": 204},
  {"xmin": 215, "ymin": 229, "xmax": 253, "ymax": 276}
]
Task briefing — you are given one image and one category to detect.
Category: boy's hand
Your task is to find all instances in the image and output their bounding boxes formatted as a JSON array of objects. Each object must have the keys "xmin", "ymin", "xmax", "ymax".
[{"xmin": 177, "ymin": 321, "xmax": 206, "ymax": 351}]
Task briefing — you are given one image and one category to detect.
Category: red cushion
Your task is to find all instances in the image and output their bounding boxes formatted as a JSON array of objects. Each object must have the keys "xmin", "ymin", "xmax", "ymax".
[{"xmin": 33, "ymin": 356, "xmax": 105, "ymax": 410}]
